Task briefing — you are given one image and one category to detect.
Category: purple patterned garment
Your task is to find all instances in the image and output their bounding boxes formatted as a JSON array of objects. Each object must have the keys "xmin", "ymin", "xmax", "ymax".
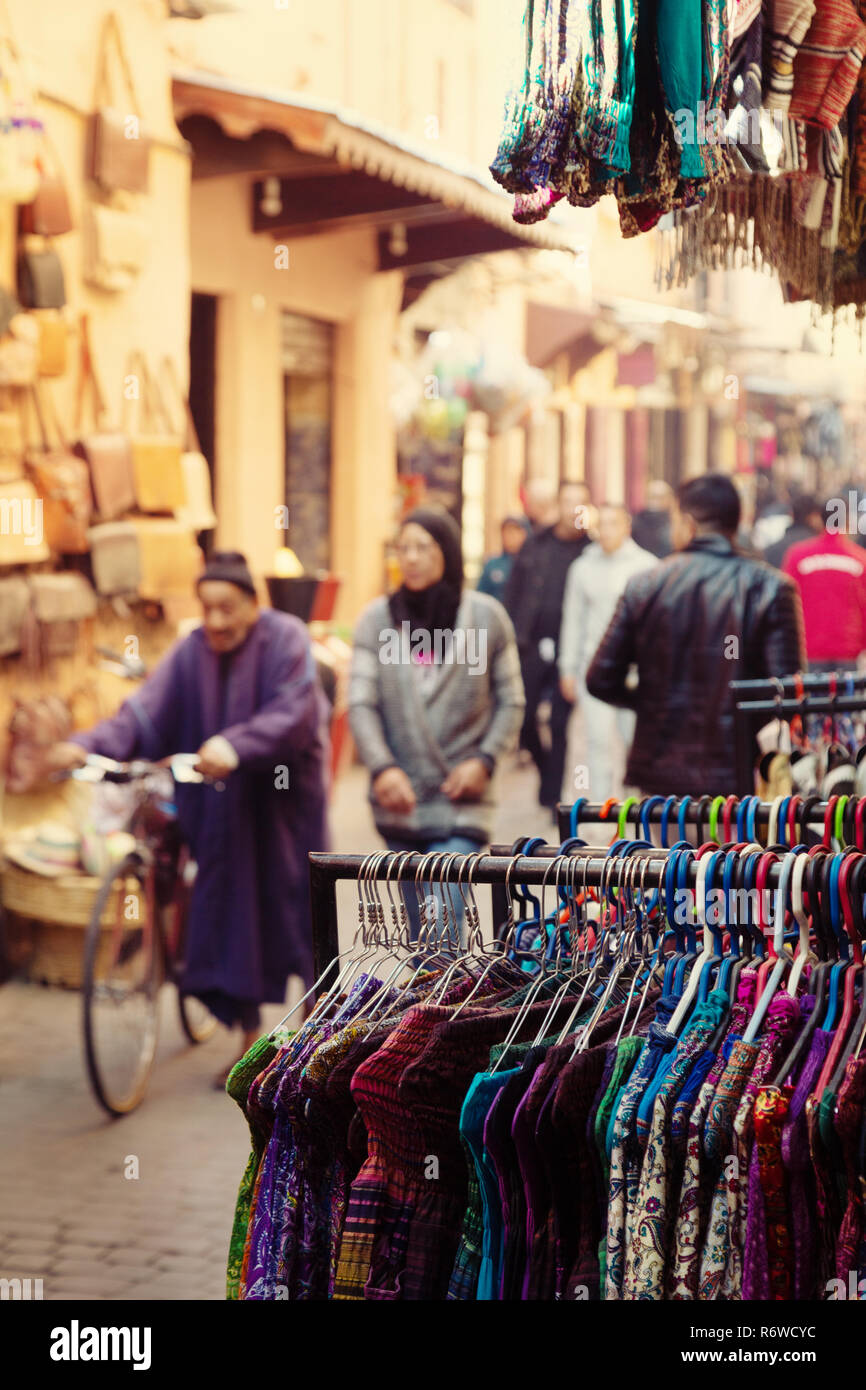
[
  {"xmin": 244, "ymin": 975, "xmax": 380, "ymax": 1301},
  {"xmin": 835, "ymin": 1057, "xmax": 866, "ymax": 1283},
  {"xmin": 742, "ymin": 995, "xmax": 813, "ymax": 1301},
  {"xmin": 723, "ymin": 992, "xmax": 800, "ymax": 1300},
  {"xmin": 781, "ymin": 1028, "xmax": 835, "ymax": 1302}
]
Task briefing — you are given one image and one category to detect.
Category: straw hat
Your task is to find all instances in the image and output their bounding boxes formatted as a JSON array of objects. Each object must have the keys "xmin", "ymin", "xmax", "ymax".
[{"xmin": 3, "ymin": 821, "xmax": 81, "ymax": 878}]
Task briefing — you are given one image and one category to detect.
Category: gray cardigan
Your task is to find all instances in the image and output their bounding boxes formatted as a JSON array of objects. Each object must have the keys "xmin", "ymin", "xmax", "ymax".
[{"xmin": 348, "ymin": 590, "xmax": 525, "ymax": 842}]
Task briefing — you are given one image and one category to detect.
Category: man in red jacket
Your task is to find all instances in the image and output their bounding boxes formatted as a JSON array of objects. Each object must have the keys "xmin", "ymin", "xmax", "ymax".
[{"xmin": 783, "ymin": 511, "xmax": 866, "ymax": 669}]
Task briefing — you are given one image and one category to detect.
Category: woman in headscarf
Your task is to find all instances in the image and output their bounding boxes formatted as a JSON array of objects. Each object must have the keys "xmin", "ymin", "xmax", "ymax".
[{"xmin": 348, "ymin": 507, "xmax": 525, "ymax": 940}]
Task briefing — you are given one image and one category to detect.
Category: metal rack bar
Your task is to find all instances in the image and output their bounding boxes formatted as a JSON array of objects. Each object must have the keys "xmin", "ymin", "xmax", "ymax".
[
  {"xmin": 307, "ymin": 846, "xmax": 796, "ymax": 992},
  {"xmin": 729, "ymin": 672, "xmax": 866, "ymax": 696},
  {"xmin": 554, "ymin": 796, "xmax": 839, "ymax": 842},
  {"xmin": 733, "ymin": 692, "xmax": 866, "ymax": 796}
]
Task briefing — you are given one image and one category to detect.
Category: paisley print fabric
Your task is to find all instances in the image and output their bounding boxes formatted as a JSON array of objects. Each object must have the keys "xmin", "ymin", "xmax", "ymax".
[{"xmin": 625, "ymin": 991, "xmax": 728, "ymax": 1300}]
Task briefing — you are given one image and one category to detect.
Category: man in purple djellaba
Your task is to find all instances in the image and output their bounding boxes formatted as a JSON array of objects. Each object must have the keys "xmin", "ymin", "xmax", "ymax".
[{"xmin": 52, "ymin": 551, "xmax": 330, "ymax": 1084}]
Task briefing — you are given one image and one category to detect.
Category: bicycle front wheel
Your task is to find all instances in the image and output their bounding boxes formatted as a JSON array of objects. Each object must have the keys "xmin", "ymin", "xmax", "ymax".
[{"xmin": 82, "ymin": 852, "xmax": 163, "ymax": 1116}]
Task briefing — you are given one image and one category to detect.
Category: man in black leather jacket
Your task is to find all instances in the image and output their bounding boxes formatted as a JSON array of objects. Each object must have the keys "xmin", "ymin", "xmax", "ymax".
[{"xmin": 585, "ymin": 474, "xmax": 805, "ymax": 795}]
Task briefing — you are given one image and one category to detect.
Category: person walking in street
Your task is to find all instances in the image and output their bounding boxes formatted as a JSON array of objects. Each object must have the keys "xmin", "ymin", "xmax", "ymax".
[
  {"xmin": 476, "ymin": 514, "xmax": 531, "ymax": 604},
  {"xmin": 783, "ymin": 506, "xmax": 866, "ymax": 669},
  {"xmin": 50, "ymin": 551, "xmax": 330, "ymax": 1085},
  {"xmin": 631, "ymin": 479, "xmax": 675, "ymax": 558},
  {"xmin": 559, "ymin": 503, "xmax": 656, "ymax": 799},
  {"xmin": 503, "ymin": 479, "xmax": 592, "ymax": 813},
  {"xmin": 585, "ymin": 474, "xmax": 805, "ymax": 796},
  {"xmin": 763, "ymin": 492, "xmax": 824, "ymax": 569},
  {"xmin": 522, "ymin": 477, "xmax": 559, "ymax": 531},
  {"xmin": 348, "ymin": 506, "xmax": 524, "ymax": 940}
]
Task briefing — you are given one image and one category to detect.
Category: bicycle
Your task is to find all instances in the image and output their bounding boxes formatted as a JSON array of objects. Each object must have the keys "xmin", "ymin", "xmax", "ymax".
[{"xmin": 61, "ymin": 753, "xmax": 220, "ymax": 1116}]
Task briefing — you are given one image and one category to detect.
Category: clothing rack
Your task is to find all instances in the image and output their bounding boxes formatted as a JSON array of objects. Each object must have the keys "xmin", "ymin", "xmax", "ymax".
[
  {"xmin": 308, "ymin": 846, "xmax": 797, "ymax": 995},
  {"xmin": 733, "ymin": 691, "xmax": 866, "ymax": 796},
  {"xmin": 554, "ymin": 795, "xmax": 853, "ymax": 844},
  {"xmin": 729, "ymin": 673, "xmax": 866, "ymax": 697}
]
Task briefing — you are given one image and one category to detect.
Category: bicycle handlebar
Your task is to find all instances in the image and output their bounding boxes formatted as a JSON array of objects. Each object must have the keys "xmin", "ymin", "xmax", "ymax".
[{"xmin": 57, "ymin": 753, "xmax": 218, "ymax": 787}]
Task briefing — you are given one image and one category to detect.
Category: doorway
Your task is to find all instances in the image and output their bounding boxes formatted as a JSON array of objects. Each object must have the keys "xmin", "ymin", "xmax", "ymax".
[{"xmin": 189, "ymin": 292, "xmax": 218, "ymax": 554}]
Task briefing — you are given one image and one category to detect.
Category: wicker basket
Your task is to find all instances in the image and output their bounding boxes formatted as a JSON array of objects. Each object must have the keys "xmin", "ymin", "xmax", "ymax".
[{"xmin": 1, "ymin": 862, "xmax": 144, "ymax": 989}]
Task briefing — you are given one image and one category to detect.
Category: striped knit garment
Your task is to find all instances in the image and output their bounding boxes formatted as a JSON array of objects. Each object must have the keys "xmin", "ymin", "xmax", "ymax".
[
  {"xmin": 852, "ymin": 0, "xmax": 866, "ymax": 195},
  {"xmin": 764, "ymin": 0, "xmax": 817, "ymax": 116},
  {"xmin": 789, "ymin": 0, "xmax": 866, "ymax": 129}
]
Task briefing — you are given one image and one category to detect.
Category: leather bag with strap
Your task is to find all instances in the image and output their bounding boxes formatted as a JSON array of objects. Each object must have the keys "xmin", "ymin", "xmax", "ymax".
[
  {"xmin": 158, "ymin": 355, "xmax": 216, "ymax": 530},
  {"xmin": 0, "ymin": 476, "xmax": 49, "ymax": 563},
  {"xmin": 34, "ymin": 308, "xmax": 67, "ymax": 377},
  {"xmin": 19, "ymin": 125, "xmax": 74, "ymax": 236},
  {"xmin": 83, "ymin": 200, "xmax": 148, "ymax": 293},
  {"xmin": 4, "ymin": 693, "xmax": 72, "ymax": 793},
  {"xmin": 124, "ymin": 353, "xmax": 185, "ymax": 513},
  {"xmin": 17, "ymin": 241, "xmax": 66, "ymax": 309},
  {"xmin": 24, "ymin": 382, "xmax": 92, "ymax": 554},
  {"xmin": 87, "ymin": 12, "xmax": 150, "ymax": 195},
  {"xmin": 73, "ymin": 314, "xmax": 135, "ymax": 519}
]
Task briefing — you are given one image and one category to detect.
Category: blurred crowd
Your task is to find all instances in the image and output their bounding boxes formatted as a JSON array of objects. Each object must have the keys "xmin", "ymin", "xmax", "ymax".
[{"xmin": 349, "ymin": 471, "xmax": 866, "ymax": 870}]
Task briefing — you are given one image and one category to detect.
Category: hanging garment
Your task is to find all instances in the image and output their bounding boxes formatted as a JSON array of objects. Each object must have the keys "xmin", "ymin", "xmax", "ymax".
[{"xmin": 790, "ymin": 0, "xmax": 866, "ymax": 130}]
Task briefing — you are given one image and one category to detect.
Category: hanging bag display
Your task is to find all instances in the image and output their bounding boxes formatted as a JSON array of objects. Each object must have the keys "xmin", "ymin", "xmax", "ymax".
[
  {"xmin": 19, "ymin": 126, "xmax": 74, "ymax": 236},
  {"xmin": 0, "ymin": 296, "xmax": 37, "ymax": 387},
  {"xmin": 33, "ymin": 309, "xmax": 68, "ymax": 378},
  {"xmin": 17, "ymin": 239, "xmax": 66, "ymax": 309},
  {"xmin": 27, "ymin": 570, "xmax": 97, "ymax": 662},
  {"xmin": 0, "ymin": 573, "xmax": 29, "ymax": 653},
  {"xmin": 86, "ymin": 519, "xmax": 140, "ymax": 596},
  {"xmin": 0, "ymin": 34, "xmax": 41, "ymax": 205},
  {"xmin": 87, "ymin": 11, "xmax": 150, "ymax": 195},
  {"xmin": 23, "ymin": 382, "xmax": 92, "ymax": 554},
  {"xmin": 132, "ymin": 516, "xmax": 201, "ymax": 601},
  {"xmin": 124, "ymin": 353, "xmax": 185, "ymax": 514},
  {"xmin": 0, "ymin": 401, "xmax": 24, "ymax": 479},
  {"xmin": 4, "ymin": 692, "xmax": 72, "ymax": 793},
  {"xmin": 73, "ymin": 314, "xmax": 135, "ymax": 520},
  {"xmin": 0, "ymin": 476, "xmax": 49, "ymax": 564},
  {"xmin": 82, "ymin": 199, "xmax": 148, "ymax": 293},
  {"xmin": 158, "ymin": 355, "xmax": 217, "ymax": 531}
]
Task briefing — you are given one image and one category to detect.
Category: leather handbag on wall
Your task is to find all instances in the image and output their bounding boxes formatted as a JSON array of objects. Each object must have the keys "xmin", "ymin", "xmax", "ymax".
[
  {"xmin": 23, "ymin": 573, "xmax": 97, "ymax": 668},
  {"xmin": 158, "ymin": 356, "xmax": 217, "ymax": 531},
  {"xmin": 73, "ymin": 314, "xmax": 135, "ymax": 520},
  {"xmin": 87, "ymin": 519, "xmax": 140, "ymax": 596},
  {"xmin": 87, "ymin": 12, "xmax": 150, "ymax": 196},
  {"xmin": 4, "ymin": 693, "xmax": 72, "ymax": 793},
  {"xmin": 0, "ymin": 574, "xmax": 29, "ymax": 654},
  {"xmin": 124, "ymin": 354, "xmax": 185, "ymax": 514},
  {"xmin": 83, "ymin": 201, "xmax": 148, "ymax": 293},
  {"xmin": 0, "ymin": 476, "xmax": 50, "ymax": 563},
  {"xmin": 132, "ymin": 516, "xmax": 201, "ymax": 600},
  {"xmin": 20, "ymin": 169, "xmax": 73, "ymax": 237},
  {"xmin": 28, "ymin": 571, "xmax": 97, "ymax": 625},
  {"xmin": 0, "ymin": 408, "xmax": 23, "ymax": 480},
  {"xmin": 19, "ymin": 126, "xmax": 74, "ymax": 236},
  {"xmin": 17, "ymin": 242, "xmax": 66, "ymax": 309},
  {"xmin": 34, "ymin": 309, "xmax": 68, "ymax": 377},
  {"xmin": 23, "ymin": 383, "xmax": 92, "ymax": 554},
  {"xmin": 0, "ymin": 311, "xmax": 38, "ymax": 387},
  {"xmin": 0, "ymin": 35, "xmax": 40, "ymax": 206}
]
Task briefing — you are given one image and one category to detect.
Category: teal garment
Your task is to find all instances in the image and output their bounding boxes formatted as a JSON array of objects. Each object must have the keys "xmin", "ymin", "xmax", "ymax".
[
  {"xmin": 818, "ymin": 1084, "xmax": 845, "ymax": 1198},
  {"xmin": 577, "ymin": 0, "xmax": 638, "ymax": 173},
  {"xmin": 460, "ymin": 1071, "xmax": 519, "ymax": 1301},
  {"xmin": 656, "ymin": 0, "xmax": 708, "ymax": 179},
  {"xmin": 635, "ymin": 989, "xmax": 730, "ymax": 1143}
]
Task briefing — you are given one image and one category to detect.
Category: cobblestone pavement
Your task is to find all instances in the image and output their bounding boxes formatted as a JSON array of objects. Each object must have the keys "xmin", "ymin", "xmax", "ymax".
[{"xmin": 0, "ymin": 752, "xmax": 573, "ymax": 1301}]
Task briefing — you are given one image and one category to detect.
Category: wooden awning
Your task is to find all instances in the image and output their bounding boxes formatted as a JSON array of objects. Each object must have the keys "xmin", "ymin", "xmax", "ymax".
[{"xmin": 173, "ymin": 72, "xmax": 578, "ymax": 278}]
